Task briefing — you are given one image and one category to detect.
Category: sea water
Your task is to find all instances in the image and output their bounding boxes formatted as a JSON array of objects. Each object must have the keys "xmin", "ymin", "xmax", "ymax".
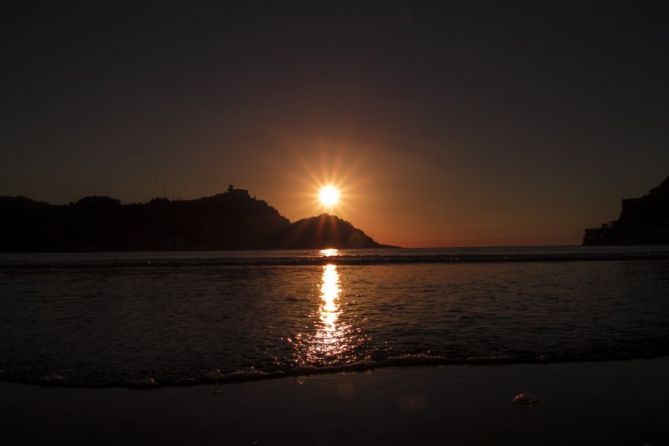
[{"xmin": 1, "ymin": 246, "xmax": 669, "ymax": 387}]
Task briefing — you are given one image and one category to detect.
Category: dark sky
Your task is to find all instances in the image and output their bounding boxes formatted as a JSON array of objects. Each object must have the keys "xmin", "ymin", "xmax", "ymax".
[{"xmin": 2, "ymin": 1, "xmax": 668, "ymax": 246}]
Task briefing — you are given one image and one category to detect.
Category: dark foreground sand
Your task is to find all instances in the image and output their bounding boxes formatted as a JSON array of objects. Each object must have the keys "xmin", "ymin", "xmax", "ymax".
[{"xmin": 1, "ymin": 358, "xmax": 668, "ymax": 445}]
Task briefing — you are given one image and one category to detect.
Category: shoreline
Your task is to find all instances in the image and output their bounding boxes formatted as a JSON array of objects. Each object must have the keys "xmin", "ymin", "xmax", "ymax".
[
  {"xmin": 3, "ymin": 354, "xmax": 669, "ymax": 389},
  {"xmin": 2, "ymin": 358, "xmax": 668, "ymax": 445}
]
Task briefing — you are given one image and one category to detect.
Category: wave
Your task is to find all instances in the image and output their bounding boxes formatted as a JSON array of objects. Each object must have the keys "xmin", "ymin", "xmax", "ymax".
[
  {"xmin": 2, "ymin": 251, "xmax": 669, "ymax": 269},
  {"xmin": 2, "ymin": 351, "xmax": 667, "ymax": 389}
]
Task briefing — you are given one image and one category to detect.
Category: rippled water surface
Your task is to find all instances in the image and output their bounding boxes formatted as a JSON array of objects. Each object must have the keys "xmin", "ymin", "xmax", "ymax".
[{"xmin": 1, "ymin": 247, "xmax": 669, "ymax": 386}]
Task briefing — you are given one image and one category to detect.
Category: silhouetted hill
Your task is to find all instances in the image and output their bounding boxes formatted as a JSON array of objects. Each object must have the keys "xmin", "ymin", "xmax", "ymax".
[
  {"xmin": 0, "ymin": 187, "xmax": 389, "ymax": 251},
  {"xmin": 584, "ymin": 176, "xmax": 669, "ymax": 245},
  {"xmin": 266, "ymin": 214, "xmax": 389, "ymax": 249}
]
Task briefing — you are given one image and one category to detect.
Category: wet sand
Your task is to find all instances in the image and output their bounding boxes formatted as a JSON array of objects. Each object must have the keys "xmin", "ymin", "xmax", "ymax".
[{"xmin": 1, "ymin": 358, "xmax": 668, "ymax": 445}]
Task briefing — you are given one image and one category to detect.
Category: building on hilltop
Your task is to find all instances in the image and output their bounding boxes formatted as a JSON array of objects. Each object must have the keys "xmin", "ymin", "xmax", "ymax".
[{"xmin": 227, "ymin": 184, "xmax": 250, "ymax": 196}]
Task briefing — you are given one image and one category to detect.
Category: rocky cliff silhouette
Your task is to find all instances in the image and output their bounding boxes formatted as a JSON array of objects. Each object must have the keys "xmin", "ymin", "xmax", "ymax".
[
  {"xmin": 0, "ymin": 187, "xmax": 391, "ymax": 251},
  {"xmin": 266, "ymin": 214, "xmax": 384, "ymax": 249},
  {"xmin": 583, "ymin": 176, "xmax": 669, "ymax": 245}
]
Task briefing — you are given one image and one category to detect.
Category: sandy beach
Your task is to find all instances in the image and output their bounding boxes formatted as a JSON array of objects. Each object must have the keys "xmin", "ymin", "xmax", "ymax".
[{"xmin": 2, "ymin": 357, "xmax": 668, "ymax": 445}]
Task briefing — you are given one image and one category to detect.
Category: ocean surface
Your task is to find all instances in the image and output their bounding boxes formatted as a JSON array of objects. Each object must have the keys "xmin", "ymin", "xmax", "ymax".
[{"xmin": 2, "ymin": 246, "xmax": 669, "ymax": 387}]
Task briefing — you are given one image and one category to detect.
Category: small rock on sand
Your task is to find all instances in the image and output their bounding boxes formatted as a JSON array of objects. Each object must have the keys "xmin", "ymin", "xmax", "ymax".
[{"xmin": 512, "ymin": 392, "xmax": 540, "ymax": 405}]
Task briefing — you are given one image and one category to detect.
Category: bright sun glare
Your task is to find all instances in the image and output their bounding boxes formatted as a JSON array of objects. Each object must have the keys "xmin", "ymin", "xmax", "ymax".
[{"xmin": 318, "ymin": 186, "xmax": 340, "ymax": 207}]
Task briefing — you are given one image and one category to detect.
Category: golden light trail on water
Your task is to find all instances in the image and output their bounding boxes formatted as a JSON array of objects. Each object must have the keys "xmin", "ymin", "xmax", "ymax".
[
  {"xmin": 319, "ymin": 264, "xmax": 340, "ymax": 332},
  {"xmin": 291, "ymin": 259, "xmax": 370, "ymax": 367},
  {"xmin": 295, "ymin": 263, "xmax": 346, "ymax": 365}
]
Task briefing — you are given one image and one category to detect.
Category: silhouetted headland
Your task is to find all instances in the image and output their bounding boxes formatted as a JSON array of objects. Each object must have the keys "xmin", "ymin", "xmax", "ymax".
[
  {"xmin": 266, "ymin": 214, "xmax": 383, "ymax": 249},
  {"xmin": 584, "ymin": 176, "xmax": 669, "ymax": 245},
  {"xmin": 0, "ymin": 186, "xmax": 392, "ymax": 251}
]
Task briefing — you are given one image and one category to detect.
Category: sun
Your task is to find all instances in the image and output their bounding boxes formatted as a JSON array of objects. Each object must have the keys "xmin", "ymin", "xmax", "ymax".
[{"xmin": 318, "ymin": 185, "xmax": 340, "ymax": 208}]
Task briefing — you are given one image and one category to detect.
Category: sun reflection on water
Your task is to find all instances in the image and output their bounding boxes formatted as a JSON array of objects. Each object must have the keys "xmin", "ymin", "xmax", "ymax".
[
  {"xmin": 320, "ymin": 264, "xmax": 341, "ymax": 331},
  {"xmin": 293, "ymin": 263, "xmax": 366, "ymax": 366},
  {"xmin": 320, "ymin": 248, "xmax": 339, "ymax": 257}
]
